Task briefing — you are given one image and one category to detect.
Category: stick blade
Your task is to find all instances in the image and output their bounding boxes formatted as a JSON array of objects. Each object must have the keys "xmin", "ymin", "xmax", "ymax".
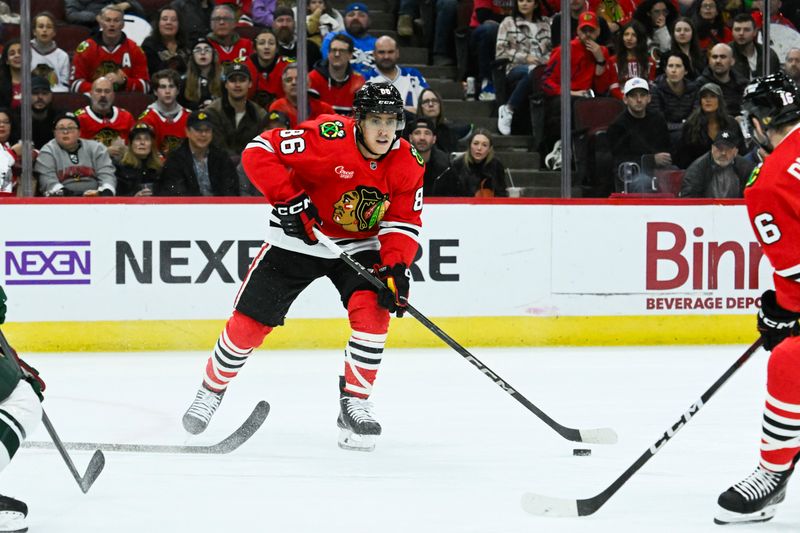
[
  {"xmin": 211, "ymin": 400, "xmax": 270, "ymax": 454},
  {"xmin": 578, "ymin": 427, "xmax": 618, "ymax": 445},
  {"xmin": 79, "ymin": 450, "xmax": 106, "ymax": 494},
  {"xmin": 521, "ymin": 493, "xmax": 580, "ymax": 517}
]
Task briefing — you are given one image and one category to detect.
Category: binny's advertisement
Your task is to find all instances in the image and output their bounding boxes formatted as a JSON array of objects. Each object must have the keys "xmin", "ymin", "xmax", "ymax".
[{"xmin": 0, "ymin": 200, "xmax": 771, "ymax": 323}]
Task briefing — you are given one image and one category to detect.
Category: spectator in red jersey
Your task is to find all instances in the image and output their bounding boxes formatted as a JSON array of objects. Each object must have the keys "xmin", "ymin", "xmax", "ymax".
[
  {"xmin": 243, "ymin": 27, "xmax": 291, "ymax": 109},
  {"xmin": 70, "ymin": 6, "xmax": 150, "ymax": 93},
  {"xmin": 156, "ymin": 110, "xmax": 239, "ymax": 196},
  {"xmin": 139, "ymin": 69, "xmax": 189, "ymax": 157},
  {"xmin": 269, "ymin": 63, "xmax": 336, "ymax": 128},
  {"xmin": 551, "ymin": 0, "xmax": 612, "ymax": 47},
  {"xmin": 205, "ymin": 63, "xmax": 267, "ymax": 161},
  {"xmin": 690, "ymin": 0, "xmax": 732, "ymax": 51},
  {"xmin": 751, "ymin": 0, "xmax": 798, "ymax": 30},
  {"xmin": 609, "ymin": 20, "xmax": 658, "ymax": 99},
  {"xmin": 231, "ymin": 0, "xmax": 255, "ymax": 27},
  {"xmin": 207, "ymin": 4, "xmax": 254, "ymax": 66},
  {"xmin": 309, "ymin": 33, "xmax": 365, "ymax": 115},
  {"xmin": 114, "ymin": 123, "xmax": 163, "ymax": 196},
  {"xmin": 142, "ymin": 6, "xmax": 190, "ymax": 77},
  {"xmin": 0, "ymin": 40, "xmax": 22, "ymax": 110},
  {"xmin": 75, "ymin": 77, "xmax": 136, "ymax": 160},
  {"xmin": 180, "ymin": 38, "xmax": 224, "ymax": 111}
]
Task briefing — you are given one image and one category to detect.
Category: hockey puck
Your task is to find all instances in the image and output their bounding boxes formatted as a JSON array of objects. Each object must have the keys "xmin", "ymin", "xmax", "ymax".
[{"xmin": 573, "ymin": 448, "xmax": 592, "ymax": 456}]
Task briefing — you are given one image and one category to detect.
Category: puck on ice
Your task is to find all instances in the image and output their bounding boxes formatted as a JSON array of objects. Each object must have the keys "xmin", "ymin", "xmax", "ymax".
[{"xmin": 573, "ymin": 448, "xmax": 591, "ymax": 456}]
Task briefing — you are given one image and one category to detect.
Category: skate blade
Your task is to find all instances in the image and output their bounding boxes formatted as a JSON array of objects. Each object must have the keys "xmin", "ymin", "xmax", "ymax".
[
  {"xmin": 714, "ymin": 504, "xmax": 777, "ymax": 525},
  {"xmin": 338, "ymin": 428, "xmax": 376, "ymax": 452}
]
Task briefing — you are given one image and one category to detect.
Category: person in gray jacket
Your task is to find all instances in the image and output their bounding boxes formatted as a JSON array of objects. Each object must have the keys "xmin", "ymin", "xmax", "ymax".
[
  {"xmin": 34, "ymin": 112, "xmax": 116, "ymax": 196},
  {"xmin": 679, "ymin": 128, "xmax": 754, "ymax": 198}
]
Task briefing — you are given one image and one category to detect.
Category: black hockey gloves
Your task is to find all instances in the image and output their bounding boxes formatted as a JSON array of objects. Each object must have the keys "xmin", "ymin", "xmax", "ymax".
[
  {"xmin": 758, "ymin": 290, "xmax": 800, "ymax": 351},
  {"xmin": 375, "ymin": 263, "xmax": 410, "ymax": 317},
  {"xmin": 0, "ymin": 285, "xmax": 5, "ymax": 324},
  {"xmin": 273, "ymin": 192, "xmax": 322, "ymax": 245}
]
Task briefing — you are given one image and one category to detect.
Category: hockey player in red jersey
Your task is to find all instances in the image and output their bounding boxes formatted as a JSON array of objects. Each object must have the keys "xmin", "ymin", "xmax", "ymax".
[
  {"xmin": 715, "ymin": 72, "xmax": 800, "ymax": 525},
  {"xmin": 70, "ymin": 6, "xmax": 150, "ymax": 94},
  {"xmin": 182, "ymin": 83, "xmax": 424, "ymax": 451}
]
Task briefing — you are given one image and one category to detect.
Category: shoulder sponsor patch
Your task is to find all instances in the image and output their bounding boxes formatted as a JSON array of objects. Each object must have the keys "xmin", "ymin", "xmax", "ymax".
[
  {"xmin": 746, "ymin": 163, "xmax": 762, "ymax": 187},
  {"xmin": 410, "ymin": 145, "xmax": 424, "ymax": 166},
  {"xmin": 319, "ymin": 120, "xmax": 346, "ymax": 140},
  {"xmin": 76, "ymin": 41, "xmax": 90, "ymax": 54}
]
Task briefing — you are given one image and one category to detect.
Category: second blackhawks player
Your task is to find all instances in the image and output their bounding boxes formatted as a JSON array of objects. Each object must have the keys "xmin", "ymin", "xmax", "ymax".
[{"xmin": 182, "ymin": 83, "xmax": 424, "ymax": 451}]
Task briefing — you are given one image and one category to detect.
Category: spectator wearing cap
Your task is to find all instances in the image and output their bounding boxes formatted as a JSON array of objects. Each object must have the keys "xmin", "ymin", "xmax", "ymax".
[
  {"xmin": 270, "ymin": 5, "xmax": 323, "ymax": 70},
  {"xmin": 28, "ymin": 76, "xmax": 59, "ymax": 149},
  {"xmin": 269, "ymin": 63, "xmax": 335, "ymax": 128},
  {"xmin": 207, "ymin": 4, "xmax": 254, "ymax": 66},
  {"xmin": 205, "ymin": 62, "xmax": 267, "ymax": 161},
  {"xmin": 607, "ymin": 77, "xmax": 672, "ymax": 191},
  {"xmin": 139, "ymin": 69, "xmax": 190, "ymax": 157},
  {"xmin": 115, "ymin": 123, "xmax": 163, "ymax": 196},
  {"xmin": 157, "ymin": 111, "xmax": 239, "ymax": 196},
  {"xmin": 696, "ymin": 43, "xmax": 747, "ymax": 116},
  {"xmin": 407, "ymin": 117, "xmax": 450, "ymax": 195},
  {"xmin": 551, "ymin": 0, "xmax": 612, "ymax": 47},
  {"xmin": 321, "ymin": 3, "xmax": 378, "ymax": 77},
  {"xmin": 35, "ymin": 112, "xmax": 117, "ymax": 197},
  {"xmin": 365, "ymin": 36, "xmax": 429, "ymax": 113},
  {"xmin": 70, "ymin": 5, "xmax": 150, "ymax": 94},
  {"xmin": 675, "ymin": 81, "xmax": 742, "ymax": 168},
  {"xmin": 309, "ymin": 33, "xmax": 365, "ymax": 115},
  {"xmin": 75, "ymin": 76, "xmax": 137, "ymax": 161},
  {"xmin": 30, "ymin": 12, "xmax": 71, "ymax": 93},
  {"xmin": 243, "ymin": 28, "xmax": 291, "ymax": 109},
  {"xmin": 680, "ymin": 128, "xmax": 754, "ymax": 198},
  {"xmin": 730, "ymin": 13, "xmax": 780, "ymax": 82}
]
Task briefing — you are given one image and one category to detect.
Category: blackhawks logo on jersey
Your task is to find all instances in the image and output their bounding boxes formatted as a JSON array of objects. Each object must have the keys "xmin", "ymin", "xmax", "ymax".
[
  {"xmin": 410, "ymin": 145, "xmax": 424, "ymax": 166},
  {"xmin": 746, "ymin": 163, "xmax": 762, "ymax": 187},
  {"xmin": 94, "ymin": 127, "xmax": 121, "ymax": 147},
  {"xmin": 332, "ymin": 186, "xmax": 390, "ymax": 232},
  {"xmin": 76, "ymin": 40, "xmax": 90, "ymax": 54},
  {"xmin": 319, "ymin": 120, "xmax": 346, "ymax": 140}
]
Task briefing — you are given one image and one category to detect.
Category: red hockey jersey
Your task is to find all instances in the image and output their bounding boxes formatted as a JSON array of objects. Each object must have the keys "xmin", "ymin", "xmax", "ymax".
[
  {"xmin": 308, "ymin": 69, "xmax": 365, "ymax": 115},
  {"xmin": 243, "ymin": 55, "xmax": 290, "ymax": 107},
  {"xmin": 71, "ymin": 33, "xmax": 150, "ymax": 93},
  {"xmin": 138, "ymin": 106, "xmax": 189, "ymax": 156},
  {"xmin": 241, "ymin": 114, "xmax": 424, "ymax": 266},
  {"xmin": 209, "ymin": 35, "xmax": 254, "ymax": 66},
  {"xmin": 745, "ymin": 123, "xmax": 800, "ymax": 312},
  {"xmin": 75, "ymin": 105, "xmax": 136, "ymax": 146},
  {"xmin": 268, "ymin": 97, "xmax": 336, "ymax": 129}
]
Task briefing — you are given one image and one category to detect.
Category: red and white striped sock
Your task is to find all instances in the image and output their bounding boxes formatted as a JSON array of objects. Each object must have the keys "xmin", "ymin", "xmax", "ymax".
[
  {"xmin": 343, "ymin": 330, "xmax": 387, "ymax": 398},
  {"xmin": 760, "ymin": 338, "xmax": 800, "ymax": 472},
  {"xmin": 202, "ymin": 311, "xmax": 272, "ymax": 393}
]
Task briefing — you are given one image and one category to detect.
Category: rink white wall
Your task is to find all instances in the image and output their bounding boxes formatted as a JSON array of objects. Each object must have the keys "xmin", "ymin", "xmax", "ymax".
[{"xmin": 0, "ymin": 198, "xmax": 765, "ymax": 350}]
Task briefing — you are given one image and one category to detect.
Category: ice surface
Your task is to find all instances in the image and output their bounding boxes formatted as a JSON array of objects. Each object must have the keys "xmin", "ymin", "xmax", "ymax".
[{"xmin": 7, "ymin": 344, "xmax": 797, "ymax": 532}]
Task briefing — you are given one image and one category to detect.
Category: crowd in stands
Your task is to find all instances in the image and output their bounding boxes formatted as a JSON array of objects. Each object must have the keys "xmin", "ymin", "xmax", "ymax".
[{"xmin": 1, "ymin": 0, "xmax": 800, "ymax": 199}]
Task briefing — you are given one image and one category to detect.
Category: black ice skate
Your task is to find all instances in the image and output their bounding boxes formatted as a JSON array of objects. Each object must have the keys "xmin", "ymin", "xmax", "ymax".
[
  {"xmin": 182, "ymin": 385, "xmax": 225, "ymax": 435},
  {"xmin": 715, "ymin": 464, "xmax": 794, "ymax": 525},
  {"xmin": 337, "ymin": 395, "xmax": 382, "ymax": 452},
  {"xmin": 0, "ymin": 494, "xmax": 28, "ymax": 533}
]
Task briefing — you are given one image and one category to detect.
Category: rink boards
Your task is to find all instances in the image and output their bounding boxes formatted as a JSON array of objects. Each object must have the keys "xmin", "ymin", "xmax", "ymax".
[{"xmin": 0, "ymin": 198, "xmax": 768, "ymax": 351}]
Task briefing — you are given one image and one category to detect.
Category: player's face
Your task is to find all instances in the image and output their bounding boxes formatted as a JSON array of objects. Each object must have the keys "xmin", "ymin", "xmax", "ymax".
[
  {"xmin": 359, "ymin": 113, "xmax": 397, "ymax": 156},
  {"xmin": 156, "ymin": 79, "xmax": 178, "ymax": 106},
  {"xmin": 255, "ymin": 33, "xmax": 278, "ymax": 62},
  {"xmin": 193, "ymin": 44, "xmax": 214, "ymax": 67},
  {"xmin": 328, "ymin": 42, "xmax": 352, "ymax": 69},
  {"xmin": 32, "ymin": 89, "xmax": 52, "ymax": 111},
  {"xmin": 54, "ymin": 119, "xmax": 80, "ymax": 151},
  {"xmin": 700, "ymin": 92, "xmax": 719, "ymax": 112},
  {"xmin": 91, "ymin": 80, "xmax": 114, "ymax": 112},
  {"xmin": 673, "ymin": 21, "xmax": 692, "ymax": 44},
  {"xmin": 732, "ymin": 21, "xmax": 755, "ymax": 46},
  {"xmin": 100, "ymin": 10, "xmax": 124, "ymax": 40},
  {"xmin": 0, "ymin": 113, "xmax": 11, "ymax": 143},
  {"xmin": 469, "ymin": 134, "xmax": 491, "ymax": 162},
  {"xmin": 211, "ymin": 8, "xmax": 235, "ymax": 38},
  {"xmin": 409, "ymin": 127, "xmax": 435, "ymax": 153},
  {"xmin": 5, "ymin": 44, "xmax": 21, "ymax": 70},
  {"xmin": 665, "ymin": 57, "xmax": 686, "ymax": 83},
  {"xmin": 131, "ymin": 133, "xmax": 153, "ymax": 158},
  {"xmin": 159, "ymin": 9, "xmax": 179, "ymax": 38},
  {"xmin": 33, "ymin": 16, "xmax": 56, "ymax": 44}
]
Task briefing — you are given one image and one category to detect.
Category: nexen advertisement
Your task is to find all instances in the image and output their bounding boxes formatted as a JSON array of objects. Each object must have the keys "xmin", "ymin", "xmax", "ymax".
[{"xmin": 0, "ymin": 202, "xmax": 772, "ymax": 323}]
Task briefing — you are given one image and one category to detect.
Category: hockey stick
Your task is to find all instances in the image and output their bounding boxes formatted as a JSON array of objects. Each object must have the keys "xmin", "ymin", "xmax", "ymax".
[
  {"xmin": 312, "ymin": 228, "xmax": 617, "ymax": 445},
  {"xmin": 23, "ymin": 400, "xmax": 270, "ymax": 455},
  {"xmin": 0, "ymin": 329, "xmax": 105, "ymax": 493},
  {"xmin": 521, "ymin": 338, "xmax": 764, "ymax": 517}
]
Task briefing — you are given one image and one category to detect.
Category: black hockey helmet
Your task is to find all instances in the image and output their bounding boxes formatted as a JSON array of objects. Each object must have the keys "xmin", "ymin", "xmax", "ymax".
[
  {"xmin": 352, "ymin": 83, "xmax": 405, "ymax": 131},
  {"xmin": 742, "ymin": 72, "xmax": 800, "ymax": 131}
]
